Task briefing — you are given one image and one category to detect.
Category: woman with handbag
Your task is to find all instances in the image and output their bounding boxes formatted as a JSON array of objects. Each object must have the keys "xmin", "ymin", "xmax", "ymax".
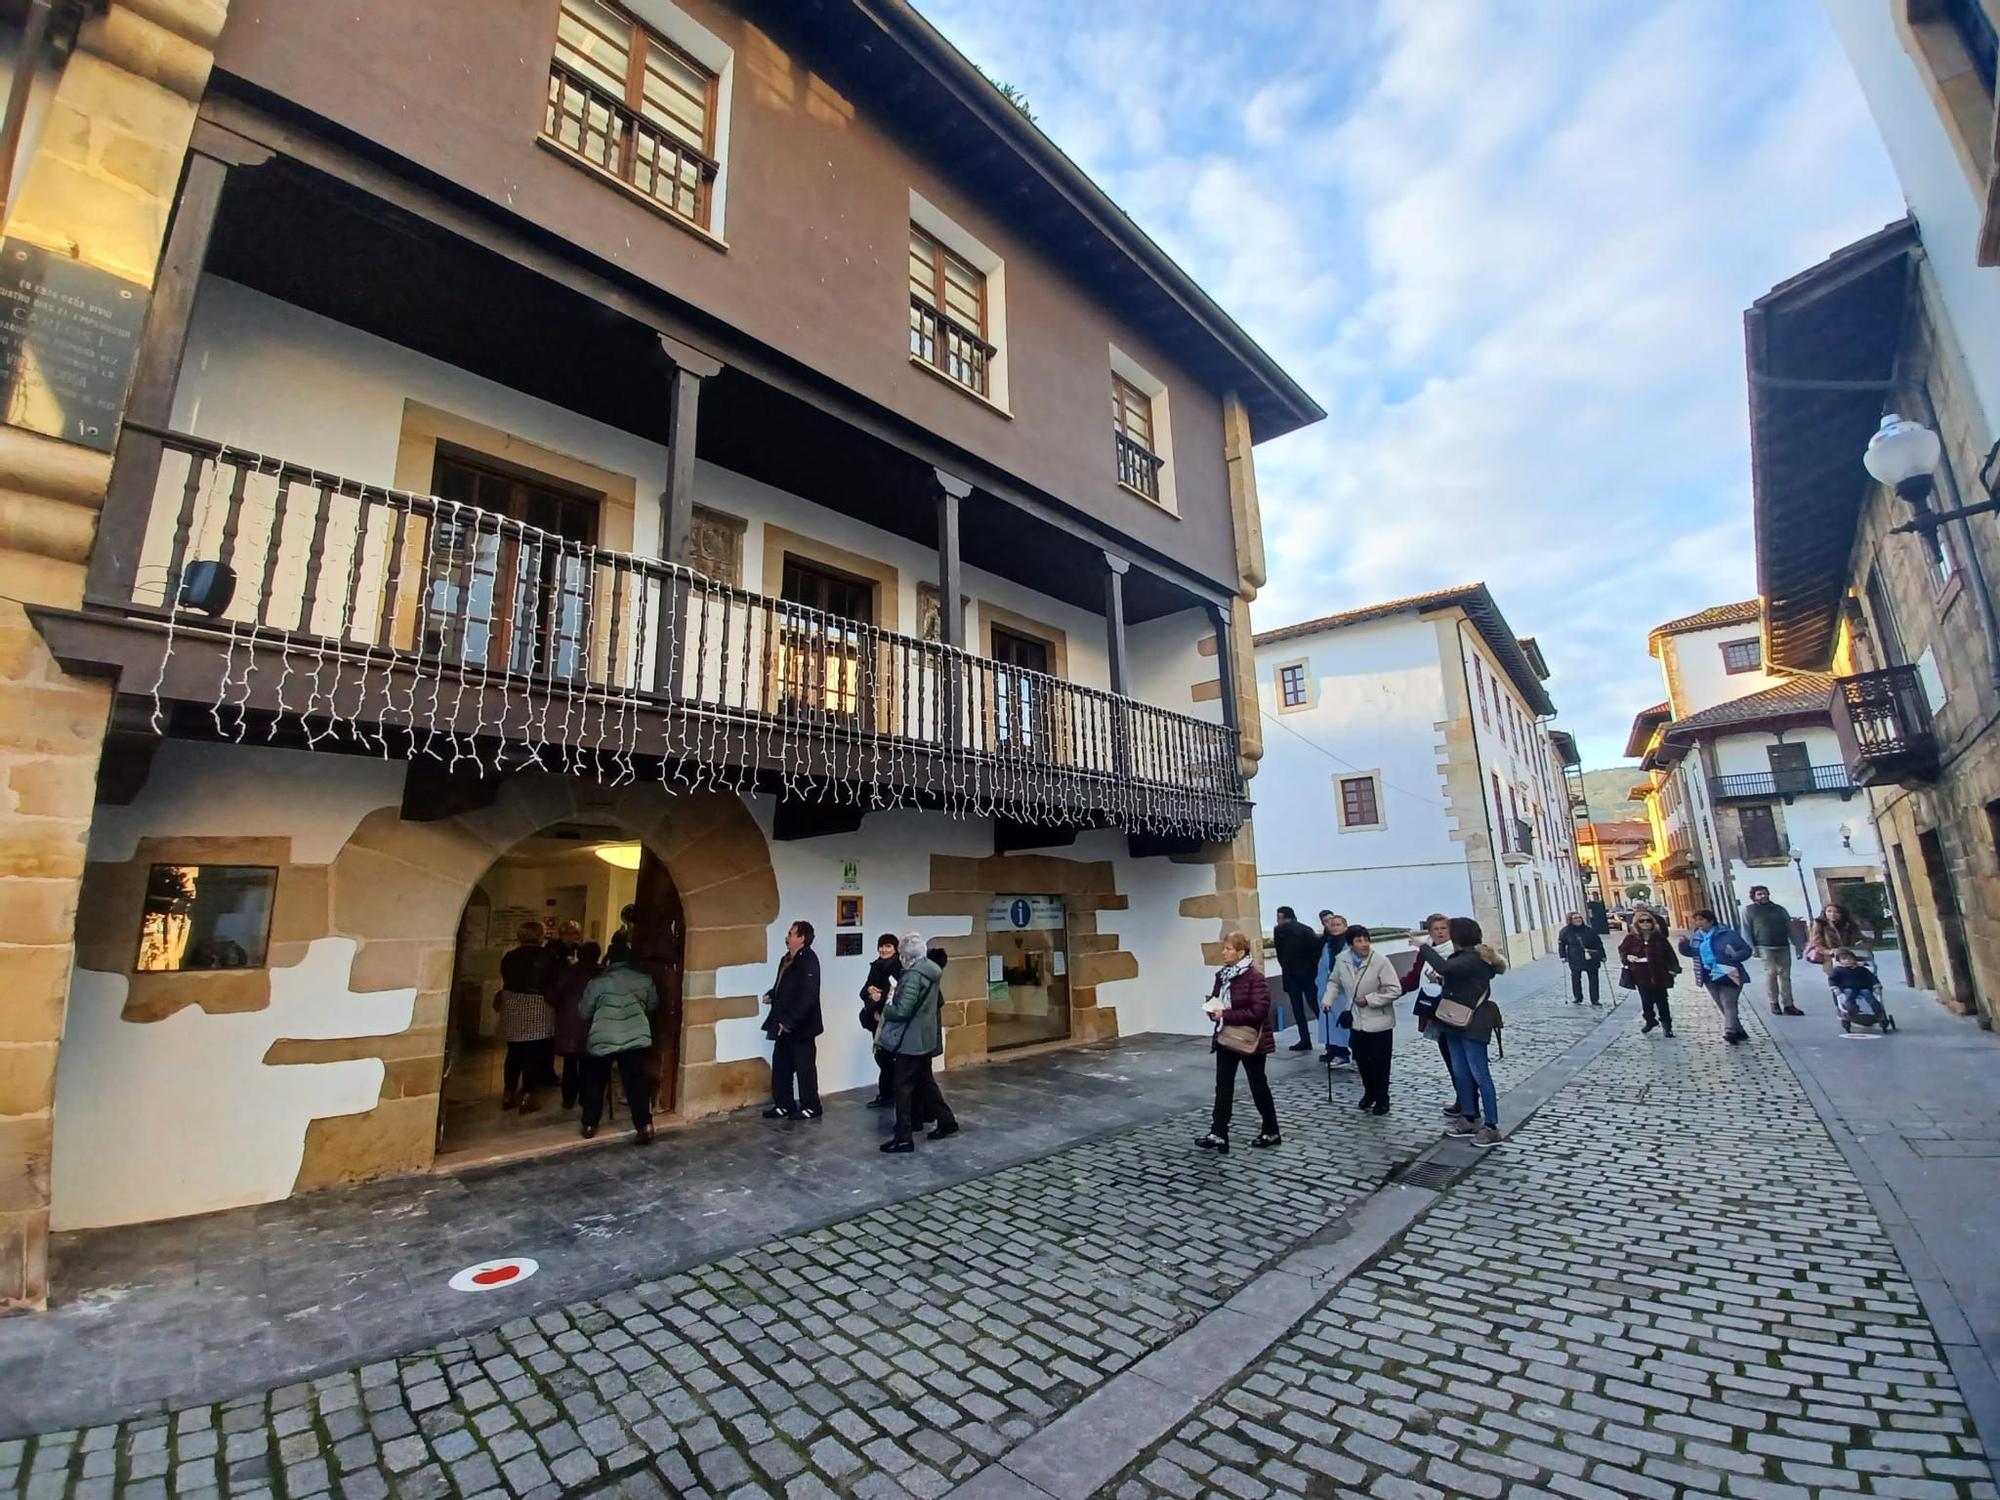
[
  {"xmin": 1416, "ymin": 917, "xmax": 1508, "ymax": 1149},
  {"xmin": 1196, "ymin": 930, "xmax": 1281, "ymax": 1152},
  {"xmin": 1617, "ymin": 911, "xmax": 1679, "ymax": 1036},
  {"xmin": 877, "ymin": 934, "xmax": 959, "ymax": 1153},
  {"xmin": 1326, "ymin": 926, "xmax": 1401, "ymax": 1114}
]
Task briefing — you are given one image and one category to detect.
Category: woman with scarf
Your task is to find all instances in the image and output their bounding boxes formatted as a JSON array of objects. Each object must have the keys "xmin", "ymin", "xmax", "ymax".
[
  {"xmin": 1416, "ymin": 917, "xmax": 1508, "ymax": 1148},
  {"xmin": 1196, "ymin": 930, "xmax": 1280, "ymax": 1152},
  {"xmin": 1325, "ymin": 925, "xmax": 1401, "ymax": 1113}
]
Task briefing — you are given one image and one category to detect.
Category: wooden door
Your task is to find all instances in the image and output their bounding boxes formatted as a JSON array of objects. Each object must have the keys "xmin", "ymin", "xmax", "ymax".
[
  {"xmin": 1767, "ymin": 741, "xmax": 1811, "ymax": 797},
  {"xmin": 631, "ymin": 846, "xmax": 685, "ymax": 1113}
]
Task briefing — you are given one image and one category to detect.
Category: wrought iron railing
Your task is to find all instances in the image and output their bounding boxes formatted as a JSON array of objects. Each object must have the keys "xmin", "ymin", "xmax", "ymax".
[
  {"xmin": 1831, "ymin": 665, "xmax": 1938, "ymax": 785},
  {"xmin": 112, "ymin": 428, "xmax": 1246, "ymax": 837},
  {"xmin": 1711, "ymin": 765, "xmax": 1852, "ymax": 799},
  {"xmin": 543, "ymin": 60, "xmax": 717, "ymax": 230},
  {"xmin": 1115, "ymin": 430, "xmax": 1164, "ymax": 500},
  {"xmin": 909, "ymin": 295, "xmax": 994, "ymax": 397}
]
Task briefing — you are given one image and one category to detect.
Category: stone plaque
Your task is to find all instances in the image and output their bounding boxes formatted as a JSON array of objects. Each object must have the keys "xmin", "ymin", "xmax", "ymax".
[
  {"xmin": 0, "ymin": 238, "xmax": 150, "ymax": 452},
  {"xmin": 688, "ymin": 504, "xmax": 745, "ymax": 585}
]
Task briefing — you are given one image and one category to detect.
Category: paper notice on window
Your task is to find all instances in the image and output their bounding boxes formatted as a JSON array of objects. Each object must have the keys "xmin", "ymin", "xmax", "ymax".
[
  {"xmin": 988, "ymin": 954, "xmax": 1003, "ymax": 982},
  {"xmin": 1051, "ymin": 951, "xmax": 1066, "ymax": 976}
]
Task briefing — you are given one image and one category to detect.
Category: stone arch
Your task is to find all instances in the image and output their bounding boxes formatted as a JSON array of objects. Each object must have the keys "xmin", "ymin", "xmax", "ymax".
[{"xmin": 282, "ymin": 777, "xmax": 778, "ymax": 1192}]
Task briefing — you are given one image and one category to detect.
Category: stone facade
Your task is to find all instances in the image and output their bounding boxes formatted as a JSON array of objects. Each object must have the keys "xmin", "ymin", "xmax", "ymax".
[{"xmin": 0, "ymin": 0, "xmax": 230, "ymax": 1310}]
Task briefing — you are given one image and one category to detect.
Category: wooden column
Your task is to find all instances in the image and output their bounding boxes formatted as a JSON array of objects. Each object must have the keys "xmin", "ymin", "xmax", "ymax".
[
  {"xmin": 1102, "ymin": 552, "xmax": 1130, "ymax": 696},
  {"xmin": 1206, "ymin": 598, "xmax": 1239, "ymax": 735},
  {"xmin": 653, "ymin": 334, "xmax": 722, "ymax": 701},
  {"xmin": 935, "ymin": 469, "xmax": 970, "ymax": 751},
  {"xmin": 83, "ymin": 149, "xmax": 236, "ymax": 608}
]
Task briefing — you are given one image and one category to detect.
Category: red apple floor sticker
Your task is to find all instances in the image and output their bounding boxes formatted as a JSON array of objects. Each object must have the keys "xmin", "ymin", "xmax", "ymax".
[{"xmin": 447, "ymin": 1257, "xmax": 540, "ymax": 1292}]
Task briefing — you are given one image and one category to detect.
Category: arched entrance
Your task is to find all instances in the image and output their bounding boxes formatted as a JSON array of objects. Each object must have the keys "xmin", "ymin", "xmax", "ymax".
[{"xmin": 435, "ymin": 821, "xmax": 685, "ymax": 1163}]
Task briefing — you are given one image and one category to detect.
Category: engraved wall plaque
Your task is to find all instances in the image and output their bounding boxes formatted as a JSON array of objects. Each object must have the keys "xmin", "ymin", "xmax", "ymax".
[
  {"xmin": 688, "ymin": 504, "xmax": 745, "ymax": 585},
  {"xmin": 0, "ymin": 238, "xmax": 150, "ymax": 451}
]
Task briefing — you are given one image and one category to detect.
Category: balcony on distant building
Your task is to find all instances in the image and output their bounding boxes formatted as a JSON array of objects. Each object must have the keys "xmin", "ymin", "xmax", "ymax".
[
  {"xmin": 1830, "ymin": 665, "xmax": 1939, "ymax": 788},
  {"xmin": 1710, "ymin": 764, "xmax": 1854, "ymax": 801}
]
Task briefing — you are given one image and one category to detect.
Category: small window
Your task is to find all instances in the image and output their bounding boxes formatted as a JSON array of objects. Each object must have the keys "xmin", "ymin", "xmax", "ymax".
[
  {"xmin": 1474, "ymin": 658, "xmax": 1489, "ymax": 724},
  {"xmin": 1493, "ymin": 772, "xmax": 1509, "ymax": 852},
  {"xmin": 136, "ymin": 864, "xmax": 278, "ymax": 972},
  {"xmin": 1275, "ymin": 659, "xmax": 1310, "ymax": 711},
  {"xmin": 1739, "ymin": 804, "xmax": 1783, "ymax": 861},
  {"xmin": 909, "ymin": 224, "xmax": 991, "ymax": 396},
  {"xmin": 544, "ymin": 0, "xmax": 720, "ymax": 230},
  {"xmin": 1112, "ymin": 374, "xmax": 1163, "ymax": 500},
  {"xmin": 1720, "ymin": 638, "xmax": 1762, "ymax": 674},
  {"xmin": 1337, "ymin": 773, "xmax": 1383, "ymax": 831}
]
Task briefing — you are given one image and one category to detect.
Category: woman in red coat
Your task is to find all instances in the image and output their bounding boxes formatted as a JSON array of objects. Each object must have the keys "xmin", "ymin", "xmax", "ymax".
[{"xmin": 1197, "ymin": 929, "xmax": 1281, "ymax": 1152}]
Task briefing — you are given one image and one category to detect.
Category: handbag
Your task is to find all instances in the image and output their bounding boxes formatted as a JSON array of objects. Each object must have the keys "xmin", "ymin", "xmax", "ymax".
[
  {"xmin": 1215, "ymin": 1022, "xmax": 1260, "ymax": 1055},
  {"xmin": 1432, "ymin": 996, "xmax": 1477, "ymax": 1029},
  {"xmin": 1617, "ymin": 963, "xmax": 1635, "ymax": 989},
  {"xmin": 1803, "ymin": 943, "xmax": 1823, "ymax": 964}
]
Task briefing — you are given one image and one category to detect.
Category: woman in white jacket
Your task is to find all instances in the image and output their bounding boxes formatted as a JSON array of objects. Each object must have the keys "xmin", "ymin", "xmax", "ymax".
[{"xmin": 1324, "ymin": 926, "xmax": 1402, "ymax": 1114}]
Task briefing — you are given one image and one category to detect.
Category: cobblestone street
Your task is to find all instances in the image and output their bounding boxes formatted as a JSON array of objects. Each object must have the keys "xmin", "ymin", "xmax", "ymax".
[{"xmin": 4, "ymin": 959, "xmax": 1995, "ymax": 1500}]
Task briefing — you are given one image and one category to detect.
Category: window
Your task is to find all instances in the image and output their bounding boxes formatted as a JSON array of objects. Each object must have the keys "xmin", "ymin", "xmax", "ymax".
[
  {"xmin": 1337, "ymin": 773, "xmax": 1384, "ymax": 831},
  {"xmin": 1111, "ymin": 374, "xmax": 1164, "ymax": 500},
  {"xmin": 136, "ymin": 864, "xmax": 278, "ymax": 972},
  {"xmin": 1475, "ymin": 658, "xmax": 1489, "ymax": 724},
  {"xmin": 1493, "ymin": 772, "xmax": 1509, "ymax": 852},
  {"xmin": 1739, "ymin": 804, "xmax": 1783, "ymax": 861},
  {"xmin": 909, "ymin": 224, "xmax": 992, "ymax": 397},
  {"xmin": 544, "ymin": 0, "xmax": 720, "ymax": 230},
  {"xmin": 1275, "ymin": 660, "xmax": 1310, "ymax": 711},
  {"xmin": 777, "ymin": 556, "xmax": 874, "ymax": 717},
  {"xmin": 991, "ymin": 625, "xmax": 1051, "ymax": 750}
]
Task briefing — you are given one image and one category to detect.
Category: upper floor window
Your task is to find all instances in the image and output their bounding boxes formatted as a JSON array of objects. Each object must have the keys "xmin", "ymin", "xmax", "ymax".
[
  {"xmin": 1475, "ymin": 657, "xmax": 1489, "ymax": 723},
  {"xmin": 1112, "ymin": 373, "xmax": 1165, "ymax": 500},
  {"xmin": 545, "ymin": 0, "xmax": 720, "ymax": 231},
  {"xmin": 1337, "ymin": 773, "xmax": 1384, "ymax": 832},
  {"xmin": 1720, "ymin": 637, "xmax": 1761, "ymax": 674},
  {"xmin": 1275, "ymin": 659, "xmax": 1310, "ymax": 711},
  {"xmin": 909, "ymin": 224, "xmax": 992, "ymax": 397}
]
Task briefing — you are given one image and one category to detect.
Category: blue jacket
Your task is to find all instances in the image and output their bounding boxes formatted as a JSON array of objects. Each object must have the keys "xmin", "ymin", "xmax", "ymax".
[{"xmin": 1679, "ymin": 925, "xmax": 1751, "ymax": 986}]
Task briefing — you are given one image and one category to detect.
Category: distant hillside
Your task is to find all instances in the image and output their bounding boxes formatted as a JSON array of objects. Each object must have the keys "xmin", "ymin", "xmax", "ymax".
[{"xmin": 1576, "ymin": 766, "xmax": 1645, "ymax": 822}]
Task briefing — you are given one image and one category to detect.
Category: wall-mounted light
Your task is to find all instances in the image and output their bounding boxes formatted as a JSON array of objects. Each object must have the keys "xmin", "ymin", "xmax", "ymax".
[{"xmin": 594, "ymin": 843, "xmax": 642, "ymax": 870}]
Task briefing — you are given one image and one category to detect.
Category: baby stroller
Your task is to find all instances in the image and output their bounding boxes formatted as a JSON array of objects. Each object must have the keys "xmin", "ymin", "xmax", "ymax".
[{"xmin": 1827, "ymin": 951, "xmax": 1895, "ymax": 1034}]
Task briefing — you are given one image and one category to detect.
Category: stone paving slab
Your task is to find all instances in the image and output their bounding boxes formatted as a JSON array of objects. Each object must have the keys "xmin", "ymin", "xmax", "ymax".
[
  {"xmin": 1098, "ymin": 975, "xmax": 2000, "ymax": 1500},
  {"xmin": 0, "ymin": 961, "xmax": 1603, "ymax": 1496}
]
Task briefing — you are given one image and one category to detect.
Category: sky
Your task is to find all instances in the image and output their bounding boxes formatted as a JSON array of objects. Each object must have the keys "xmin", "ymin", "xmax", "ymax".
[{"xmin": 912, "ymin": 0, "xmax": 1907, "ymax": 767}]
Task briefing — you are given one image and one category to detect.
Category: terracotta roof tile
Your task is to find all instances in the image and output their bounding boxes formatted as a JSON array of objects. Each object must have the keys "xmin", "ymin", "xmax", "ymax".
[
  {"xmin": 1659, "ymin": 674, "xmax": 1837, "ymax": 740},
  {"xmin": 1649, "ymin": 600, "xmax": 1761, "ymax": 638}
]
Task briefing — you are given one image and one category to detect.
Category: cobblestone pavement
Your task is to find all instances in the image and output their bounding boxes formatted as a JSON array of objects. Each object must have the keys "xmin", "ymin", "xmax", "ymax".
[
  {"xmin": 0, "ymin": 964, "xmax": 1603, "ymax": 1500},
  {"xmin": 1100, "ymin": 977, "xmax": 1999, "ymax": 1500}
]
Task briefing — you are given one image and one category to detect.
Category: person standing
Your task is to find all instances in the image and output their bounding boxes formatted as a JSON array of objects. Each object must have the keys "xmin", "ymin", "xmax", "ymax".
[
  {"xmin": 1405, "ymin": 913, "xmax": 1462, "ymax": 1117},
  {"xmin": 1679, "ymin": 909, "xmax": 1752, "ymax": 1044},
  {"xmin": 1269, "ymin": 907, "xmax": 1324, "ymax": 1053},
  {"xmin": 494, "ymin": 919, "xmax": 556, "ymax": 1113},
  {"xmin": 1739, "ymin": 886, "xmax": 1799, "ymax": 1016},
  {"xmin": 858, "ymin": 932, "xmax": 904, "ymax": 1109},
  {"xmin": 1618, "ymin": 912, "xmax": 1679, "ymax": 1036},
  {"xmin": 548, "ymin": 940, "xmax": 602, "ymax": 1110},
  {"xmin": 1417, "ymin": 919, "xmax": 1507, "ymax": 1148},
  {"xmin": 1808, "ymin": 902, "xmax": 1867, "ymax": 974},
  {"xmin": 578, "ymin": 936, "xmax": 659, "ymax": 1143},
  {"xmin": 1326, "ymin": 926, "xmax": 1400, "ymax": 1114},
  {"xmin": 1313, "ymin": 911, "xmax": 1352, "ymax": 1064},
  {"xmin": 762, "ymin": 920, "xmax": 824, "ymax": 1120},
  {"xmin": 1195, "ymin": 931, "xmax": 1281, "ymax": 1152},
  {"xmin": 1557, "ymin": 912, "xmax": 1606, "ymax": 1006},
  {"xmin": 877, "ymin": 934, "xmax": 960, "ymax": 1152}
]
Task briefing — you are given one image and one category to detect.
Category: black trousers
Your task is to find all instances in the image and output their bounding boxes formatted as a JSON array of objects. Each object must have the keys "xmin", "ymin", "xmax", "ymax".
[
  {"xmin": 891, "ymin": 1053, "xmax": 957, "ymax": 1144},
  {"xmin": 503, "ymin": 1038, "xmax": 553, "ymax": 1095},
  {"xmin": 1638, "ymin": 986, "xmax": 1674, "ymax": 1031},
  {"xmin": 1568, "ymin": 963, "xmax": 1601, "ymax": 1003},
  {"xmin": 873, "ymin": 1047, "xmax": 895, "ymax": 1103},
  {"xmin": 771, "ymin": 1033, "xmax": 820, "ymax": 1113},
  {"xmin": 1280, "ymin": 973, "xmax": 1318, "ymax": 1041},
  {"xmin": 559, "ymin": 1052, "xmax": 583, "ymax": 1109},
  {"xmin": 581, "ymin": 1048, "xmax": 651, "ymax": 1131},
  {"xmin": 1210, "ymin": 1049, "xmax": 1278, "ymax": 1139},
  {"xmin": 1351, "ymin": 1028, "xmax": 1393, "ymax": 1105}
]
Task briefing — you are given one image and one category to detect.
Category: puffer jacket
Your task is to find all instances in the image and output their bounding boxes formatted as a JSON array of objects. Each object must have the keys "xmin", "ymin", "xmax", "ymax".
[
  {"xmin": 1208, "ymin": 965, "xmax": 1276, "ymax": 1055},
  {"xmin": 881, "ymin": 957, "xmax": 946, "ymax": 1058},
  {"xmin": 579, "ymin": 962, "xmax": 658, "ymax": 1057},
  {"xmin": 1326, "ymin": 948, "xmax": 1401, "ymax": 1034}
]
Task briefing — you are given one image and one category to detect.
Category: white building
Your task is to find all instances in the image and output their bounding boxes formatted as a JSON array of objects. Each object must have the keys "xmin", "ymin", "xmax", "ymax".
[
  {"xmin": 1251, "ymin": 584, "xmax": 1583, "ymax": 965},
  {"xmin": 1628, "ymin": 602, "xmax": 1886, "ymax": 928}
]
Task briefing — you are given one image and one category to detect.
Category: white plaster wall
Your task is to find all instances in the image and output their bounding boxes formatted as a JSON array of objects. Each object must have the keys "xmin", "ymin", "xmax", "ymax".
[
  {"xmin": 1662, "ymin": 624, "xmax": 1791, "ymax": 717},
  {"xmin": 1712, "ymin": 725, "xmax": 1848, "ymax": 776},
  {"xmin": 1129, "ymin": 608, "xmax": 1223, "ymax": 724},
  {"xmin": 52, "ymin": 939, "xmax": 416, "ymax": 1230},
  {"xmin": 1252, "ymin": 615, "xmax": 1472, "ymax": 927},
  {"xmin": 1825, "ymin": 0, "xmax": 2000, "ymax": 432}
]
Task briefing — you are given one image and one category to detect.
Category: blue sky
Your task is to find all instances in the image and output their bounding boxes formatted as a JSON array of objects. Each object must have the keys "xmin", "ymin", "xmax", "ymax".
[{"xmin": 913, "ymin": 0, "xmax": 1907, "ymax": 766}]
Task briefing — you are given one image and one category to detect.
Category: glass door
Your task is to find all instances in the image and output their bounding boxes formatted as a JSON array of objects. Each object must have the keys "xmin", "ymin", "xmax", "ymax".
[{"xmin": 991, "ymin": 626, "xmax": 1050, "ymax": 754}]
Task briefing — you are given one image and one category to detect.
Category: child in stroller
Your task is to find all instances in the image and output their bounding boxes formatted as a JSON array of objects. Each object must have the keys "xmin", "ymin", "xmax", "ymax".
[{"xmin": 1827, "ymin": 948, "xmax": 1895, "ymax": 1034}]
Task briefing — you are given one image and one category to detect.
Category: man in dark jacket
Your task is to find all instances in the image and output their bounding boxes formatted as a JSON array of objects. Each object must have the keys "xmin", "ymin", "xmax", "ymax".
[
  {"xmin": 1556, "ymin": 912, "xmax": 1606, "ymax": 1006},
  {"xmin": 762, "ymin": 920, "xmax": 824, "ymax": 1119},
  {"xmin": 1738, "ymin": 886, "xmax": 1800, "ymax": 1016},
  {"xmin": 1269, "ymin": 906, "xmax": 1324, "ymax": 1052},
  {"xmin": 859, "ymin": 933, "xmax": 903, "ymax": 1109}
]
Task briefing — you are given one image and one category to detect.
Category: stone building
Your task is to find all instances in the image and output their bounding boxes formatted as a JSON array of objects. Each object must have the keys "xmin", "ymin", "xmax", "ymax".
[
  {"xmin": 0, "ymin": 0, "xmax": 1320, "ymax": 1306},
  {"xmin": 1576, "ymin": 819, "xmax": 1651, "ymax": 907},
  {"xmin": 1250, "ymin": 584, "xmax": 1584, "ymax": 966}
]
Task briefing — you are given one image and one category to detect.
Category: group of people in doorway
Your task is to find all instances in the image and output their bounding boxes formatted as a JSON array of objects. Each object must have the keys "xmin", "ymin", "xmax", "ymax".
[
  {"xmin": 493, "ymin": 916, "xmax": 660, "ymax": 1144},
  {"xmin": 1207, "ymin": 910, "xmax": 1513, "ymax": 1151}
]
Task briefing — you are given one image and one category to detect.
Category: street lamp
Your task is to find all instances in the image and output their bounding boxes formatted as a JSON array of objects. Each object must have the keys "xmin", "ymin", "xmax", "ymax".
[
  {"xmin": 1787, "ymin": 844, "xmax": 1812, "ymax": 914},
  {"xmin": 1863, "ymin": 413, "xmax": 1943, "ymax": 522}
]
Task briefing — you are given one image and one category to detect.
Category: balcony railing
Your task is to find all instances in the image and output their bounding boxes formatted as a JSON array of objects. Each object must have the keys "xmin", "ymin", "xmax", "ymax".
[
  {"xmin": 909, "ymin": 296, "xmax": 994, "ymax": 398},
  {"xmin": 90, "ymin": 428, "xmax": 1246, "ymax": 838},
  {"xmin": 1831, "ymin": 665, "xmax": 1939, "ymax": 788},
  {"xmin": 543, "ymin": 60, "xmax": 717, "ymax": 230},
  {"xmin": 1115, "ymin": 431, "xmax": 1165, "ymax": 500},
  {"xmin": 1711, "ymin": 764, "xmax": 1853, "ymax": 800}
]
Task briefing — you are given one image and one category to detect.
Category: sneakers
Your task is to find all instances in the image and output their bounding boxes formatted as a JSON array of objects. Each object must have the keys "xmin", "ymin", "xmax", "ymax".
[
  {"xmin": 1444, "ymin": 1117, "xmax": 1477, "ymax": 1138},
  {"xmin": 798, "ymin": 1106, "xmax": 823, "ymax": 1121},
  {"xmin": 1472, "ymin": 1125, "xmax": 1501, "ymax": 1148},
  {"xmin": 1195, "ymin": 1131, "xmax": 1229, "ymax": 1152},
  {"xmin": 762, "ymin": 1106, "xmax": 796, "ymax": 1120},
  {"xmin": 1329, "ymin": 1054, "xmax": 1353, "ymax": 1069},
  {"xmin": 1251, "ymin": 1131, "xmax": 1282, "ymax": 1148},
  {"xmin": 1440, "ymin": 1101, "xmax": 1461, "ymax": 1117}
]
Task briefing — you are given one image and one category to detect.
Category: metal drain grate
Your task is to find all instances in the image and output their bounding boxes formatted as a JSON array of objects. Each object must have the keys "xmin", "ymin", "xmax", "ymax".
[{"xmin": 1389, "ymin": 1159, "xmax": 1459, "ymax": 1191}]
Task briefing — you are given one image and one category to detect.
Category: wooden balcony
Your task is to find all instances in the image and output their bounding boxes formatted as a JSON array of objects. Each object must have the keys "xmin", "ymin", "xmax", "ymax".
[
  {"xmin": 1830, "ymin": 665, "xmax": 1939, "ymax": 788},
  {"xmin": 37, "ymin": 429, "xmax": 1249, "ymax": 840},
  {"xmin": 1711, "ymin": 765, "xmax": 1854, "ymax": 801}
]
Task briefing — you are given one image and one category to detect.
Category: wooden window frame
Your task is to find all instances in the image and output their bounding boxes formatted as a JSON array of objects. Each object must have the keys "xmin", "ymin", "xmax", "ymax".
[
  {"xmin": 1719, "ymin": 637, "xmax": 1762, "ymax": 675},
  {"xmin": 1273, "ymin": 658, "xmax": 1311, "ymax": 714},
  {"xmin": 1335, "ymin": 772, "xmax": 1384, "ymax": 833},
  {"xmin": 544, "ymin": 0, "xmax": 722, "ymax": 233},
  {"xmin": 1111, "ymin": 373, "xmax": 1165, "ymax": 502},
  {"xmin": 909, "ymin": 222, "xmax": 994, "ymax": 398}
]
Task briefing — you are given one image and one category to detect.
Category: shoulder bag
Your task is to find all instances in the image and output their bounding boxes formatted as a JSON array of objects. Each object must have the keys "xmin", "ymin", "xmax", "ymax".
[
  {"xmin": 1431, "ymin": 993, "xmax": 1478, "ymax": 1029},
  {"xmin": 875, "ymin": 973, "xmax": 936, "ymax": 1055},
  {"xmin": 1215, "ymin": 1020, "xmax": 1260, "ymax": 1054}
]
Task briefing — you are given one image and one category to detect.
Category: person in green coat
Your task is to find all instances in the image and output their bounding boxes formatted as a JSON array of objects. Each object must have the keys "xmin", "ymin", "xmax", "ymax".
[
  {"xmin": 578, "ymin": 936, "xmax": 659, "ymax": 1144},
  {"xmin": 878, "ymin": 933, "xmax": 960, "ymax": 1154}
]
